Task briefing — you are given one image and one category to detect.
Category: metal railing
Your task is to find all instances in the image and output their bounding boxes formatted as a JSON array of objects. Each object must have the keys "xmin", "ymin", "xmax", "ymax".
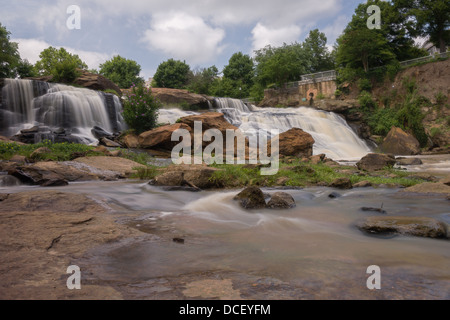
[
  {"xmin": 281, "ymin": 51, "xmax": 449, "ymax": 89},
  {"xmin": 399, "ymin": 51, "xmax": 449, "ymax": 68}
]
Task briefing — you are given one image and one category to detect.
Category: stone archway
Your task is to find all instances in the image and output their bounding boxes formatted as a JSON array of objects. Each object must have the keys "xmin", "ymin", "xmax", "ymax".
[{"xmin": 306, "ymin": 88, "xmax": 318, "ymax": 101}]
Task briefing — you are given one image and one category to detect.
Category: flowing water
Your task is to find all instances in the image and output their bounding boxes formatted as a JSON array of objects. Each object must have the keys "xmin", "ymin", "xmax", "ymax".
[
  {"xmin": 0, "ymin": 79, "xmax": 124, "ymax": 144},
  {"xmin": 4, "ymin": 181, "xmax": 448, "ymax": 299},
  {"xmin": 213, "ymin": 98, "xmax": 372, "ymax": 160}
]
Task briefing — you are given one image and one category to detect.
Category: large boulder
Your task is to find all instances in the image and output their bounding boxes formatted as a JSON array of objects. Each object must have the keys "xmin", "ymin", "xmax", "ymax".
[
  {"xmin": 356, "ymin": 153, "xmax": 396, "ymax": 171},
  {"xmin": 380, "ymin": 127, "xmax": 421, "ymax": 155},
  {"xmin": 178, "ymin": 112, "xmax": 239, "ymax": 135},
  {"xmin": 151, "ymin": 88, "xmax": 213, "ymax": 109},
  {"xmin": 357, "ymin": 216, "xmax": 448, "ymax": 239},
  {"xmin": 271, "ymin": 128, "xmax": 315, "ymax": 158},
  {"xmin": 138, "ymin": 123, "xmax": 192, "ymax": 150},
  {"xmin": 72, "ymin": 70, "xmax": 122, "ymax": 96},
  {"xmin": 73, "ymin": 156, "xmax": 146, "ymax": 178},
  {"xmin": 234, "ymin": 187, "xmax": 267, "ymax": 210}
]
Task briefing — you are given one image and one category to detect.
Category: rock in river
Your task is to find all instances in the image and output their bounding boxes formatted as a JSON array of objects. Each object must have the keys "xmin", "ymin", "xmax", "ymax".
[
  {"xmin": 234, "ymin": 187, "xmax": 267, "ymax": 210},
  {"xmin": 357, "ymin": 216, "xmax": 448, "ymax": 239},
  {"xmin": 267, "ymin": 192, "xmax": 296, "ymax": 209}
]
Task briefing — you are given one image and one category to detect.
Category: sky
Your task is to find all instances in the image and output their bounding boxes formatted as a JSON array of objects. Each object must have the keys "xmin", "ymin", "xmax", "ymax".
[{"xmin": 0, "ymin": 0, "xmax": 365, "ymax": 80}]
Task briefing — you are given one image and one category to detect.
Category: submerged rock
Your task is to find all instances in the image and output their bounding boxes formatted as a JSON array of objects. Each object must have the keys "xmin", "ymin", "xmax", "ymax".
[
  {"xmin": 267, "ymin": 192, "xmax": 296, "ymax": 209},
  {"xmin": 357, "ymin": 216, "xmax": 448, "ymax": 239},
  {"xmin": 396, "ymin": 158, "xmax": 423, "ymax": 166},
  {"xmin": 234, "ymin": 187, "xmax": 267, "ymax": 210},
  {"xmin": 154, "ymin": 164, "xmax": 220, "ymax": 189}
]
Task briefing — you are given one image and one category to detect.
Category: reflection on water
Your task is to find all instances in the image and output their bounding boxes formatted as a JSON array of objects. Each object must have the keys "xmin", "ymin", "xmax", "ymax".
[{"xmin": 3, "ymin": 180, "xmax": 449, "ymax": 299}]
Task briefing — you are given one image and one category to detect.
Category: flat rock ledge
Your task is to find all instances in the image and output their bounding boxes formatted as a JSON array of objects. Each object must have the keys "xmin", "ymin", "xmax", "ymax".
[{"xmin": 357, "ymin": 216, "xmax": 448, "ymax": 239}]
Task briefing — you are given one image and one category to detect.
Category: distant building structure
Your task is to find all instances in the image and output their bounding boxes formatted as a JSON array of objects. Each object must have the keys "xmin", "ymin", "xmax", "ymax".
[
  {"xmin": 145, "ymin": 77, "xmax": 153, "ymax": 88},
  {"xmin": 421, "ymin": 39, "xmax": 447, "ymax": 55}
]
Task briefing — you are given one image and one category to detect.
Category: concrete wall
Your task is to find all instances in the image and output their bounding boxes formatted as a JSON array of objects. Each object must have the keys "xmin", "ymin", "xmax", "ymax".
[
  {"xmin": 298, "ymin": 80, "xmax": 337, "ymax": 101},
  {"xmin": 261, "ymin": 80, "xmax": 337, "ymax": 107}
]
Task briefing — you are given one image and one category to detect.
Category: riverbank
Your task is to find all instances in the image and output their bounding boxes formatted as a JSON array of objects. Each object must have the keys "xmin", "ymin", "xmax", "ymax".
[{"xmin": 1, "ymin": 178, "xmax": 449, "ymax": 300}]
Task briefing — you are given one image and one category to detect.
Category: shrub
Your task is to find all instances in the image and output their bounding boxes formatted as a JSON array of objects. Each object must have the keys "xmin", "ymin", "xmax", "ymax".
[
  {"xmin": 122, "ymin": 83, "xmax": 162, "ymax": 134},
  {"xmin": 51, "ymin": 60, "xmax": 81, "ymax": 83},
  {"xmin": 358, "ymin": 91, "xmax": 377, "ymax": 112},
  {"xmin": 402, "ymin": 76, "xmax": 417, "ymax": 94},
  {"xmin": 334, "ymin": 89, "xmax": 343, "ymax": 98},
  {"xmin": 357, "ymin": 78, "xmax": 372, "ymax": 92}
]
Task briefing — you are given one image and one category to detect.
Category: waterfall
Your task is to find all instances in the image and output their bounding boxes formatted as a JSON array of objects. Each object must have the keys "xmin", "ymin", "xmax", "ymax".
[
  {"xmin": 0, "ymin": 79, "xmax": 125, "ymax": 144},
  {"xmin": 214, "ymin": 97, "xmax": 371, "ymax": 160}
]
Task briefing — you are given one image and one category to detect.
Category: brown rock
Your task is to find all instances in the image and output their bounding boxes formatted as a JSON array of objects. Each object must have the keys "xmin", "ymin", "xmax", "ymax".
[
  {"xmin": 402, "ymin": 182, "xmax": 450, "ymax": 195},
  {"xmin": 356, "ymin": 153, "xmax": 396, "ymax": 171},
  {"xmin": 9, "ymin": 155, "xmax": 27, "ymax": 164},
  {"xmin": 154, "ymin": 164, "xmax": 221, "ymax": 189},
  {"xmin": 29, "ymin": 147, "xmax": 51, "ymax": 161},
  {"xmin": 73, "ymin": 69, "xmax": 122, "ymax": 96},
  {"xmin": 179, "ymin": 112, "xmax": 238, "ymax": 134},
  {"xmin": 271, "ymin": 128, "xmax": 315, "ymax": 158},
  {"xmin": 330, "ymin": 177, "xmax": 353, "ymax": 189},
  {"xmin": 396, "ymin": 157, "xmax": 423, "ymax": 166},
  {"xmin": 139, "ymin": 123, "xmax": 192, "ymax": 150},
  {"xmin": 357, "ymin": 216, "xmax": 448, "ymax": 239},
  {"xmin": 233, "ymin": 187, "xmax": 267, "ymax": 210},
  {"xmin": 309, "ymin": 154, "xmax": 326, "ymax": 164},
  {"xmin": 353, "ymin": 180, "xmax": 372, "ymax": 188},
  {"xmin": 267, "ymin": 192, "xmax": 296, "ymax": 209},
  {"xmin": 122, "ymin": 133, "xmax": 140, "ymax": 148},
  {"xmin": 381, "ymin": 127, "xmax": 421, "ymax": 155},
  {"xmin": 151, "ymin": 88, "xmax": 213, "ymax": 109},
  {"xmin": 73, "ymin": 156, "xmax": 146, "ymax": 178}
]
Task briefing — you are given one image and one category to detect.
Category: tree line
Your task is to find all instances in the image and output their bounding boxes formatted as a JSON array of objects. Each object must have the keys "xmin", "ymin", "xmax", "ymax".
[{"xmin": 1, "ymin": 0, "xmax": 448, "ymax": 101}]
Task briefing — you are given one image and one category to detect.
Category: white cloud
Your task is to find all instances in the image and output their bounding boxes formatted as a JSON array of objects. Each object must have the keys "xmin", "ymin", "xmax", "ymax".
[
  {"xmin": 141, "ymin": 12, "xmax": 226, "ymax": 65},
  {"xmin": 321, "ymin": 14, "xmax": 349, "ymax": 46},
  {"xmin": 251, "ymin": 23, "xmax": 302, "ymax": 52},
  {"xmin": 13, "ymin": 38, "xmax": 110, "ymax": 70}
]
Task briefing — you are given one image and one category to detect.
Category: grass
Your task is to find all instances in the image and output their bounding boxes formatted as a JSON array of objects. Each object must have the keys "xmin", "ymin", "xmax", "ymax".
[
  {"xmin": 0, "ymin": 140, "xmax": 98, "ymax": 161},
  {"xmin": 209, "ymin": 159, "xmax": 424, "ymax": 188}
]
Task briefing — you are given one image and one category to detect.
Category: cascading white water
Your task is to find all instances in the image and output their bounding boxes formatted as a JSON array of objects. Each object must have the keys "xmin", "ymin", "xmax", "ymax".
[
  {"xmin": 0, "ymin": 79, "xmax": 125, "ymax": 144},
  {"xmin": 214, "ymin": 97, "xmax": 372, "ymax": 160},
  {"xmin": 157, "ymin": 108, "xmax": 198, "ymax": 125}
]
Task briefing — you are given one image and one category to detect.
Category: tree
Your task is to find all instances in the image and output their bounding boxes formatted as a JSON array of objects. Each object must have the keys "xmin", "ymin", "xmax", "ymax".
[
  {"xmin": 223, "ymin": 52, "xmax": 254, "ymax": 87},
  {"xmin": 187, "ymin": 65, "xmax": 219, "ymax": 95},
  {"xmin": 153, "ymin": 59, "xmax": 191, "ymax": 89},
  {"xmin": 16, "ymin": 59, "xmax": 37, "ymax": 78},
  {"xmin": 99, "ymin": 55, "xmax": 144, "ymax": 89},
  {"xmin": 303, "ymin": 29, "xmax": 334, "ymax": 73},
  {"xmin": 0, "ymin": 23, "xmax": 20, "ymax": 78},
  {"xmin": 35, "ymin": 47, "xmax": 87, "ymax": 76},
  {"xmin": 122, "ymin": 82, "xmax": 161, "ymax": 134},
  {"xmin": 394, "ymin": 0, "xmax": 450, "ymax": 53},
  {"xmin": 254, "ymin": 43, "xmax": 311, "ymax": 88}
]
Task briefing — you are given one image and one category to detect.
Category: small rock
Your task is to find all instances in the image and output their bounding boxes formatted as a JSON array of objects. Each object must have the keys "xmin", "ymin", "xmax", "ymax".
[
  {"xmin": 328, "ymin": 192, "xmax": 342, "ymax": 199},
  {"xmin": 357, "ymin": 153, "xmax": 396, "ymax": 171},
  {"xmin": 396, "ymin": 158, "xmax": 423, "ymax": 166},
  {"xmin": 92, "ymin": 145, "xmax": 111, "ymax": 156},
  {"xmin": 91, "ymin": 126, "xmax": 113, "ymax": 139},
  {"xmin": 0, "ymin": 194, "xmax": 9, "ymax": 201},
  {"xmin": 234, "ymin": 187, "xmax": 267, "ymax": 210},
  {"xmin": 162, "ymin": 186, "xmax": 201, "ymax": 192},
  {"xmin": 353, "ymin": 180, "xmax": 372, "ymax": 188},
  {"xmin": 9, "ymin": 155, "xmax": 27, "ymax": 164},
  {"xmin": 173, "ymin": 238, "xmax": 185, "ymax": 244},
  {"xmin": 109, "ymin": 150, "xmax": 122, "ymax": 157},
  {"xmin": 276, "ymin": 177, "xmax": 289, "ymax": 186},
  {"xmin": 29, "ymin": 147, "xmax": 51, "ymax": 161},
  {"xmin": 309, "ymin": 154, "xmax": 326, "ymax": 165},
  {"xmin": 267, "ymin": 192, "xmax": 296, "ymax": 209},
  {"xmin": 360, "ymin": 207, "xmax": 387, "ymax": 214},
  {"xmin": 40, "ymin": 179, "xmax": 69, "ymax": 187},
  {"xmin": 99, "ymin": 137, "xmax": 122, "ymax": 148},
  {"xmin": 330, "ymin": 177, "xmax": 353, "ymax": 189}
]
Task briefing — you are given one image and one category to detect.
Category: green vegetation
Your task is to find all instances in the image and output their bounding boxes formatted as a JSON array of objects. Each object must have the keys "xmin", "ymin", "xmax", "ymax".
[
  {"xmin": 153, "ymin": 59, "xmax": 191, "ymax": 89},
  {"xmin": 209, "ymin": 160, "xmax": 423, "ymax": 188},
  {"xmin": 0, "ymin": 23, "xmax": 20, "ymax": 78},
  {"xmin": 0, "ymin": 140, "xmax": 97, "ymax": 161},
  {"xmin": 35, "ymin": 47, "xmax": 87, "ymax": 79},
  {"xmin": 122, "ymin": 82, "xmax": 162, "ymax": 134},
  {"xmin": 130, "ymin": 166, "xmax": 160, "ymax": 180},
  {"xmin": 99, "ymin": 55, "xmax": 144, "ymax": 89}
]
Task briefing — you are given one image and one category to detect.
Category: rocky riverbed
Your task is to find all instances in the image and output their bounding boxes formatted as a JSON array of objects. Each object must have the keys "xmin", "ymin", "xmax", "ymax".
[{"xmin": 0, "ymin": 152, "xmax": 449, "ymax": 300}]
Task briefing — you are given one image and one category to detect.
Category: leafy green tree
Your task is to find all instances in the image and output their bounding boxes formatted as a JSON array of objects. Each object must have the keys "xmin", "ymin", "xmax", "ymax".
[
  {"xmin": 303, "ymin": 29, "xmax": 335, "ymax": 72},
  {"xmin": 394, "ymin": 0, "xmax": 450, "ymax": 53},
  {"xmin": 35, "ymin": 47, "xmax": 87, "ymax": 76},
  {"xmin": 122, "ymin": 83, "xmax": 162, "ymax": 134},
  {"xmin": 187, "ymin": 65, "xmax": 219, "ymax": 94},
  {"xmin": 254, "ymin": 43, "xmax": 311, "ymax": 88},
  {"xmin": 16, "ymin": 59, "xmax": 38, "ymax": 78},
  {"xmin": 222, "ymin": 52, "xmax": 254, "ymax": 87},
  {"xmin": 153, "ymin": 59, "xmax": 191, "ymax": 89},
  {"xmin": 99, "ymin": 55, "xmax": 144, "ymax": 89},
  {"xmin": 0, "ymin": 23, "xmax": 20, "ymax": 78}
]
